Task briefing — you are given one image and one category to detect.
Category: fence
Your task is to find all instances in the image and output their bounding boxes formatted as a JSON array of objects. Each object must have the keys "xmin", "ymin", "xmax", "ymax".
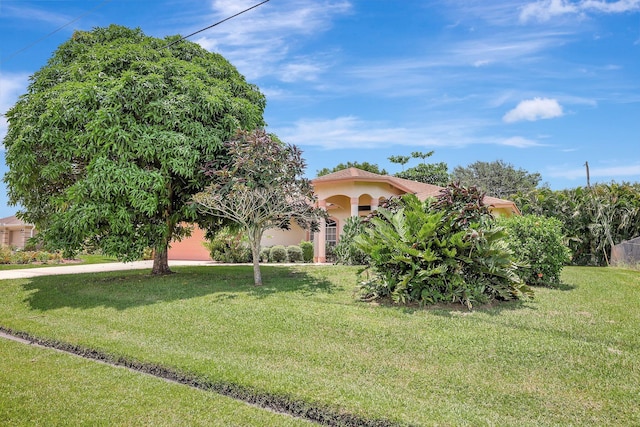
[{"xmin": 611, "ymin": 236, "xmax": 640, "ymax": 267}]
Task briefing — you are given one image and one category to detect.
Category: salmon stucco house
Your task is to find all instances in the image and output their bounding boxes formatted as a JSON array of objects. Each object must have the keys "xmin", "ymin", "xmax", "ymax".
[
  {"xmin": 0, "ymin": 215, "xmax": 37, "ymax": 250},
  {"xmin": 168, "ymin": 168, "xmax": 521, "ymax": 262}
]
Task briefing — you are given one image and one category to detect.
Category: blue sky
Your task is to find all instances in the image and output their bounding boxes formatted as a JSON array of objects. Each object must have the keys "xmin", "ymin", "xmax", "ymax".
[{"xmin": 1, "ymin": 0, "xmax": 639, "ymax": 217}]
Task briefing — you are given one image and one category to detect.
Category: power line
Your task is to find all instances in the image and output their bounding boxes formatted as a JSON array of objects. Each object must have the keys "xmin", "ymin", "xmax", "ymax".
[
  {"xmin": 162, "ymin": 0, "xmax": 270, "ymax": 49},
  {"xmin": 1, "ymin": 0, "xmax": 113, "ymax": 64}
]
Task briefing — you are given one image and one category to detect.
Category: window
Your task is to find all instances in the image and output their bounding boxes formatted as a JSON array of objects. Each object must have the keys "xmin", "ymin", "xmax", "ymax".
[{"xmin": 325, "ymin": 218, "xmax": 337, "ymax": 244}]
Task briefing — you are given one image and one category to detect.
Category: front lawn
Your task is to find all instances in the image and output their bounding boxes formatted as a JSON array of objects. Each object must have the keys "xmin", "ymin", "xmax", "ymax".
[
  {"xmin": 0, "ymin": 265, "xmax": 638, "ymax": 426},
  {"xmin": 0, "ymin": 338, "xmax": 310, "ymax": 426}
]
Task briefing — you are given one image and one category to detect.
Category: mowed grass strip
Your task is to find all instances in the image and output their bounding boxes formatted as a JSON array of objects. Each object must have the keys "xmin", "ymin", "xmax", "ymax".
[
  {"xmin": 0, "ymin": 253, "xmax": 117, "ymax": 271},
  {"xmin": 0, "ymin": 265, "xmax": 638, "ymax": 426},
  {"xmin": 0, "ymin": 338, "xmax": 312, "ymax": 426}
]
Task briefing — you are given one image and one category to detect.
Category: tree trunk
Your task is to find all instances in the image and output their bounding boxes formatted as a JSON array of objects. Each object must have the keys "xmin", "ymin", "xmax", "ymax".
[
  {"xmin": 151, "ymin": 244, "xmax": 173, "ymax": 275},
  {"xmin": 251, "ymin": 241, "xmax": 263, "ymax": 286}
]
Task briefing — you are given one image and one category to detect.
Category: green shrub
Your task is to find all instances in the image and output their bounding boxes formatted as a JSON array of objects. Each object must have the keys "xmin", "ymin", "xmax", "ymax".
[
  {"xmin": 300, "ymin": 241, "xmax": 314, "ymax": 262},
  {"xmin": 334, "ymin": 216, "xmax": 369, "ymax": 265},
  {"xmin": 0, "ymin": 248, "xmax": 63, "ymax": 264},
  {"xmin": 46, "ymin": 251, "xmax": 63, "ymax": 263},
  {"xmin": 269, "ymin": 245, "xmax": 287, "ymax": 263},
  {"xmin": 259, "ymin": 246, "xmax": 271, "ymax": 263},
  {"xmin": 0, "ymin": 247, "xmax": 12, "ymax": 264},
  {"xmin": 11, "ymin": 250, "xmax": 37, "ymax": 264},
  {"xmin": 499, "ymin": 214, "xmax": 571, "ymax": 287},
  {"xmin": 356, "ymin": 188, "xmax": 533, "ymax": 309},
  {"xmin": 205, "ymin": 227, "xmax": 252, "ymax": 263},
  {"xmin": 286, "ymin": 245, "xmax": 303, "ymax": 262},
  {"xmin": 37, "ymin": 251, "xmax": 50, "ymax": 263}
]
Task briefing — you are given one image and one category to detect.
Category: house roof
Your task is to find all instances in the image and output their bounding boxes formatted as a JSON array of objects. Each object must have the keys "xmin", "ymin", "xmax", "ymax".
[
  {"xmin": 312, "ymin": 167, "xmax": 391, "ymax": 183},
  {"xmin": 0, "ymin": 215, "xmax": 33, "ymax": 226},
  {"xmin": 0, "ymin": 215, "xmax": 25, "ymax": 225},
  {"xmin": 312, "ymin": 167, "xmax": 520, "ymax": 214}
]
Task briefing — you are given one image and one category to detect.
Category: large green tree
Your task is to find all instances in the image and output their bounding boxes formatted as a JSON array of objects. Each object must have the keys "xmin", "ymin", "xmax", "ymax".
[
  {"xmin": 3, "ymin": 25, "xmax": 265, "ymax": 274},
  {"xmin": 452, "ymin": 160, "xmax": 541, "ymax": 199}
]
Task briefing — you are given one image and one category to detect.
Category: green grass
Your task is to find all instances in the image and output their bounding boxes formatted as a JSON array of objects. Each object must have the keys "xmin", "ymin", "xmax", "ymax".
[
  {"xmin": 0, "ymin": 338, "xmax": 311, "ymax": 426},
  {"xmin": 0, "ymin": 265, "xmax": 638, "ymax": 426},
  {"xmin": 0, "ymin": 253, "xmax": 117, "ymax": 271}
]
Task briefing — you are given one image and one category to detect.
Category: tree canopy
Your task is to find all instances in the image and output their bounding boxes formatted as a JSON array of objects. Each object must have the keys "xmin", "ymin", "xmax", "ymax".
[
  {"xmin": 193, "ymin": 129, "xmax": 323, "ymax": 285},
  {"xmin": 451, "ymin": 160, "xmax": 541, "ymax": 199},
  {"xmin": 3, "ymin": 25, "xmax": 266, "ymax": 274},
  {"xmin": 394, "ymin": 151, "xmax": 450, "ymax": 186}
]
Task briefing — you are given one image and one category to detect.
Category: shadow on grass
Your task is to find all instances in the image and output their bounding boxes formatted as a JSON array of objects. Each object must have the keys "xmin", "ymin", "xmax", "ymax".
[
  {"xmin": 554, "ymin": 282, "xmax": 577, "ymax": 291},
  {"xmin": 369, "ymin": 298, "xmax": 532, "ymax": 318},
  {"xmin": 21, "ymin": 265, "xmax": 336, "ymax": 312}
]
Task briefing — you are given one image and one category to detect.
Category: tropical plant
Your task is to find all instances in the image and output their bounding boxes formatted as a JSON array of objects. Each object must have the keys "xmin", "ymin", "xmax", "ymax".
[
  {"xmin": 512, "ymin": 182, "xmax": 640, "ymax": 266},
  {"xmin": 355, "ymin": 190, "xmax": 532, "ymax": 309},
  {"xmin": 333, "ymin": 216, "xmax": 369, "ymax": 265},
  {"xmin": 2, "ymin": 25, "xmax": 266, "ymax": 274}
]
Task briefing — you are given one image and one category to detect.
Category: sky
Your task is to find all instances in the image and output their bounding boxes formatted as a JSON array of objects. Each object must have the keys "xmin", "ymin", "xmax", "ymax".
[{"xmin": 1, "ymin": 0, "xmax": 639, "ymax": 218}]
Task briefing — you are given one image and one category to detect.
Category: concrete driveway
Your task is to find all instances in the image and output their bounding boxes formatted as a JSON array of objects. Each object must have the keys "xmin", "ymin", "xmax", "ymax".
[{"xmin": 0, "ymin": 260, "xmax": 214, "ymax": 280}]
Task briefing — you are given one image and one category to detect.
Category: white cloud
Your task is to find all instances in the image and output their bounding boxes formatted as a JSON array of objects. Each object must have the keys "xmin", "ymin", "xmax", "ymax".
[
  {"xmin": 194, "ymin": 1, "xmax": 352, "ymax": 82},
  {"xmin": 582, "ymin": 0, "xmax": 640, "ymax": 13},
  {"xmin": 276, "ymin": 116, "xmax": 419, "ymax": 149},
  {"xmin": 280, "ymin": 59, "xmax": 329, "ymax": 83},
  {"xmin": 473, "ymin": 59, "xmax": 492, "ymax": 67},
  {"xmin": 0, "ymin": 73, "xmax": 30, "ymax": 145},
  {"xmin": 274, "ymin": 116, "xmax": 518, "ymax": 150},
  {"xmin": 2, "ymin": 4, "xmax": 71, "ymax": 26},
  {"xmin": 520, "ymin": 0, "xmax": 579, "ymax": 22},
  {"xmin": 501, "ymin": 136, "xmax": 544, "ymax": 147},
  {"xmin": 503, "ymin": 97, "xmax": 564, "ymax": 122},
  {"xmin": 520, "ymin": 0, "xmax": 640, "ymax": 23}
]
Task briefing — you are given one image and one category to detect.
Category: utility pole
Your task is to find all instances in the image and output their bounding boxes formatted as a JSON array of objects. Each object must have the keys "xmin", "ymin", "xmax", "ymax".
[{"xmin": 584, "ymin": 161, "xmax": 591, "ymax": 189}]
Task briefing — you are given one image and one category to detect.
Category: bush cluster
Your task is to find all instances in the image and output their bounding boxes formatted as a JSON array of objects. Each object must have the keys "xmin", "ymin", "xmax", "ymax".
[
  {"xmin": 269, "ymin": 245, "xmax": 287, "ymax": 263},
  {"xmin": 0, "ymin": 247, "xmax": 63, "ymax": 264},
  {"xmin": 300, "ymin": 241, "xmax": 314, "ymax": 262},
  {"xmin": 260, "ymin": 243, "xmax": 311, "ymax": 263},
  {"xmin": 498, "ymin": 215, "xmax": 571, "ymax": 287},
  {"xmin": 286, "ymin": 245, "xmax": 303, "ymax": 262},
  {"xmin": 205, "ymin": 227, "xmax": 252, "ymax": 263},
  {"xmin": 355, "ymin": 185, "xmax": 533, "ymax": 309}
]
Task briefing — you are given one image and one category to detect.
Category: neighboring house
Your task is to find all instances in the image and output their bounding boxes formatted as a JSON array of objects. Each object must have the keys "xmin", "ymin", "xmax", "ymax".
[
  {"xmin": 0, "ymin": 215, "xmax": 36, "ymax": 249},
  {"xmin": 168, "ymin": 168, "xmax": 521, "ymax": 262}
]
